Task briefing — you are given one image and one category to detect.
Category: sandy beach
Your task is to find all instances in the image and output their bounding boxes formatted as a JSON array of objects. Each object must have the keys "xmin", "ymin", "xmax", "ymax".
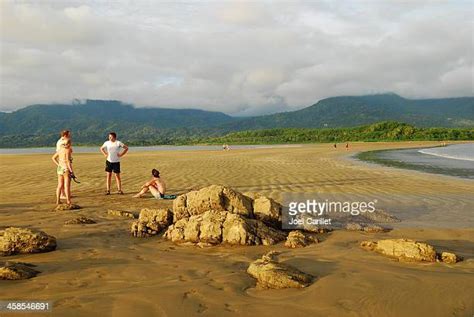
[{"xmin": 1, "ymin": 142, "xmax": 473, "ymax": 317}]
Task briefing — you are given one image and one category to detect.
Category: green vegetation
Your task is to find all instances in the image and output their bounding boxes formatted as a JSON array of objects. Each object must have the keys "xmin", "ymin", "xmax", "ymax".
[
  {"xmin": 1, "ymin": 94, "xmax": 473, "ymax": 147},
  {"xmin": 199, "ymin": 121, "xmax": 474, "ymax": 145}
]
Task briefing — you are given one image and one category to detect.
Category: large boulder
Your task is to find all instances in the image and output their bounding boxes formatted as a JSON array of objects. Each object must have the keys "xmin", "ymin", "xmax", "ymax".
[
  {"xmin": 360, "ymin": 239, "xmax": 437, "ymax": 262},
  {"xmin": 0, "ymin": 262, "xmax": 40, "ymax": 280},
  {"xmin": 247, "ymin": 252, "xmax": 314, "ymax": 289},
  {"xmin": 252, "ymin": 196, "xmax": 282, "ymax": 228},
  {"xmin": 285, "ymin": 230, "xmax": 318, "ymax": 248},
  {"xmin": 0, "ymin": 227, "xmax": 57, "ymax": 256},
  {"xmin": 164, "ymin": 210, "xmax": 286, "ymax": 246},
  {"xmin": 173, "ymin": 185, "xmax": 253, "ymax": 222},
  {"xmin": 130, "ymin": 208, "xmax": 172, "ymax": 237}
]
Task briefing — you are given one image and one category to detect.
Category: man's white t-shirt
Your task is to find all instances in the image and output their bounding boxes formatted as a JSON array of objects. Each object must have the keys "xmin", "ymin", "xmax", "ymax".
[
  {"xmin": 56, "ymin": 138, "xmax": 66, "ymax": 152},
  {"xmin": 101, "ymin": 140, "xmax": 124, "ymax": 163}
]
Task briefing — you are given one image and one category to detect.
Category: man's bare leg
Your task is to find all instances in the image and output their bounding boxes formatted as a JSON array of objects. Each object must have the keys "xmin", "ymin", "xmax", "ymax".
[
  {"xmin": 106, "ymin": 172, "xmax": 112, "ymax": 193},
  {"xmin": 115, "ymin": 173, "xmax": 122, "ymax": 193},
  {"xmin": 133, "ymin": 186, "xmax": 149, "ymax": 198}
]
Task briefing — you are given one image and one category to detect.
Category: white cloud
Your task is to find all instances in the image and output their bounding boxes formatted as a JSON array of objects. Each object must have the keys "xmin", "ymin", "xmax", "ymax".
[{"xmin": 0, "ymin": 0, "xmax": 472, "ymax": 114}]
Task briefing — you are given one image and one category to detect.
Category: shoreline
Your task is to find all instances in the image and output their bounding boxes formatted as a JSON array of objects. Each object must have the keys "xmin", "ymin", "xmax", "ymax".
[{"xmin": 354, "ymin": 144, "xmax": 474, "ymax": 180}]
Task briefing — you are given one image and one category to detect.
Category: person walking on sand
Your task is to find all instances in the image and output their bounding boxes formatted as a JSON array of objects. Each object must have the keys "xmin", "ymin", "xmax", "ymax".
[
  {"xmin": 133, "ymin": 169, "xmax": 169, "ymax": 199},
  {"xmin": 346, "ymin": 142, "xmax": 349, "ymax": 150},
  {"xmin": 100, "ymin": 132, "xmax": 128, "ymax": 195},
  {"xmin": 52, "ymin": 139, "xmax": 74, "ymax": 205}
]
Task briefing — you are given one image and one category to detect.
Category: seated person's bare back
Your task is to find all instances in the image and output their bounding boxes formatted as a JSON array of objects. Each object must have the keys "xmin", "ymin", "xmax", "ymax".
[{"xmin": 133, "ymin": 169, "xmax": 167, "ymax": 199}]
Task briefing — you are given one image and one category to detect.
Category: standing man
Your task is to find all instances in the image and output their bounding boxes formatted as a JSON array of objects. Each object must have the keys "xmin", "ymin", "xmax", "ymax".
[{"xmin": 100, "ymin": 132, "xmax": 128, "ymax": 195}]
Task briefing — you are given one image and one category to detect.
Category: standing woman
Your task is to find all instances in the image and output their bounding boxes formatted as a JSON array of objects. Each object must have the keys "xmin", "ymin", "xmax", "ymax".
[{"xmin": 52, "ymin": 139, "xmax": 74, "ymax": 205}]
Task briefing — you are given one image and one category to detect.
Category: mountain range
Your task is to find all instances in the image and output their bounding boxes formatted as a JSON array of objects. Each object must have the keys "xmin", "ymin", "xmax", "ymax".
[{"xmin": 1, "ymin": 93, "xmax": 473, "ymax": 147}]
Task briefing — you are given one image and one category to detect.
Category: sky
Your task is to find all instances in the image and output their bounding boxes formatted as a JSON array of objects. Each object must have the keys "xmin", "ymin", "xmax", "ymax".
[{"xmin": 1, "ymin": 0, "xmax": 473, "ymax": 115}]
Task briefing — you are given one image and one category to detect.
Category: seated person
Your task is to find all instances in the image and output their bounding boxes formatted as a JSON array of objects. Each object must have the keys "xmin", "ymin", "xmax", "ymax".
[{"xmin": 133, "ymin": 169, "xmax": 168, "ymax": 199}]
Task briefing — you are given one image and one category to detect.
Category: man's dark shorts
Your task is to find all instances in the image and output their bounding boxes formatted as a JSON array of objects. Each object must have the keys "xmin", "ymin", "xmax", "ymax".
[{"xmin": 105, "ymin": 160, "xmax": 121, "ymax": 173}]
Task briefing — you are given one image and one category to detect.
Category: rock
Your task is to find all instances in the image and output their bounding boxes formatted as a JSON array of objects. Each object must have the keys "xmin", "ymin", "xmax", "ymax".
[
  {"xmin": 360, "ymin": 239, "xmax": 437, "ymax": 262},
  {"xmin": 130, "ymin": 208, "xmax": 172, "ymax": 237},
  {"xmin": 440, "ymin": 252, "xmax": 462, "ymax": 264},
  {"xmin": 0, "ymin": 227, "xmax": 57, "ymax": 256},
  {"xmin": 108, "ymin": 209, "xmax": 137, "ymax": 219},
  {"xmin": 285, "ymin": 230, "xmax": 319, "ymax": 248},
  {"xmin": 173, "ymin": 185, "xmax": 253, "ymax": 222},
  {"xmin": 55, "ymin": 204, "xmax": 81, "ymax": 211},
  {"xmin": 345, "ymin": 223, "xmax": 387, "ymax": 233},
  {"xmin": 0, "ymin": 262, "xmax": 40, "ymax": 280},
  {"xmin": 164, "ymin": 210, "xmax": 286, "ymax": 246},
  {"xmin": 362, "ymin": 209, "xmax": 400, "ymax": 223},
  {"xmin": 253, "ymin": 196, "xmax": 282, "ymax": 227},
  {"xmin": 345, "ymin": 223, "xmax": 363, "ymax": 231},
  {"xmin": 64, "ymin": 216, "xmax": 96, "ymax": 225},
  {"xmin": 247, "ymin": 252, "xmax": 314, "ymax": 289}
]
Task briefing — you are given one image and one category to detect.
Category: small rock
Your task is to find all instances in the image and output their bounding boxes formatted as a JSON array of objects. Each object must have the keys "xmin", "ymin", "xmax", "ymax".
[
  {"xmin": 55, "ymin": 204, "xmax": 81, "ymax": 211},
  {"xmin": 130, "ymin": 208, "xmax": 172, "ymax": 237},
  {"xmin": 346, "ymin": 223, "xmax": 387, "ymax": 233},
  {"xmin": 360, "ymin": 239, "xmax": 437, "ymax": 262},
  {"xmin": 0, "ymin": 227, "xmax": 57, "ymax": 256},
  {"xmin": 108, "ymin": 209, "xmax": 137, "ymax": 219},
  {"xmin": 0, "ymin": 262, "xmax": 40, "ymax": 280},
  {"xmin": 285, "ymin": 230, "xmax": 318, "ymax": 248},
  {"xmin": 440, "ymin": 252, "xmax": 462, "ymax": 264},
  {"xmin": 247, "ymin": 252, "xmax": 314, "ymax": 289},
  {"xmin": 64, "ymin": 216, "xmax": 96, "ymax": 225}
]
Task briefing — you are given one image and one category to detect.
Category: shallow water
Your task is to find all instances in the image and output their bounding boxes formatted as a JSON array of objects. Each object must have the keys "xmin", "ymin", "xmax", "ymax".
[
  {"xmin": 0, "ymin": 144, "xmax": 302, "ymax": 155},
  {"xmin": 358, "ymin": 143, "xmax": 474, "ymax": 180}
]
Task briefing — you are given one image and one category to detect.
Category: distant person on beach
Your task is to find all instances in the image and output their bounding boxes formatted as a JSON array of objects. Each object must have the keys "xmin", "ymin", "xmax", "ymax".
[
  {"xmin": 56, "ymin": 130, "xmax": 71, "ymax": 199},
  {"xmin": 133, "ymin": 169, "xmax": 169, "ymax": 199},
  {"xmin": 100, "ymin": 132, "xmax": 128, "ymax": 195},
  {"xmin": 52, "ymin": 139, "xmax": 74, "ymax": 205},
  {"xmin": 346, "ymin": 142, "xmax": 349, "ymax": 150},
  {"xmin": 333, "ymin": 143, "xmax": 337, "ymax": 149}
]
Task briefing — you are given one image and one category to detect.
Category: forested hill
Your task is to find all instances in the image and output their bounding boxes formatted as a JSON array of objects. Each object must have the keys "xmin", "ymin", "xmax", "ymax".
[
  {"xmin": 0, "ymin": 94, "xmax": 473, "ymax": 147},
  {"xmin": 223, "ymin": 94, "xmax": 474, "ymax": 130}
]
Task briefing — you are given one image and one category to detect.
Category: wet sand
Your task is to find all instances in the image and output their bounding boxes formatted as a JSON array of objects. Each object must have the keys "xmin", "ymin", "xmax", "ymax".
[{"xmin": 1, "ymin": 142, "xmax": 473, "ymax": 316}]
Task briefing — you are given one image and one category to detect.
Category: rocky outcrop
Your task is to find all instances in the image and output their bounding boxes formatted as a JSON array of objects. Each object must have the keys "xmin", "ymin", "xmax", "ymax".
[
  {"xmin": 285, "ymin": 230, "xmax": 318, "ymax": 248},
  {"xmin": 0, "ymin": 262, "xmax": 40, "ymax": 280},
  {"xmin": 55, "ymin": 204, "xmax": 81, "ymax": 211},
  {"xmin": 345, "ymin": 223, "xmax": 387, "ymax": 233},
  {"xmin": 361, "ymin": 239, "xmax": 463, "ymax": 264},
  {"xmin": 130, "ymin": 208, "xmax": 172, "ymax": 237},
  {"xmin": 252, "ymin": 196, "xmax": 282, "ymax": 227},
  {"xmin": 108, "ymin": 209, "xmax": 138, "ymax": 219},
  {"xmin": 164, "ymin": 210, "xmax": 286, "ymax": 246},
  {"xmin": 247, "ymin": 252, "xmax": 314, "ymax": 289},
  {"xmin": 173, "ymin": 185, "xmax": 253, "ymax": 222},
  {"xmin": 64, "ymin": 216, "xmax": 96, "ymax": 225},
  {"xmin": 440, "ymin": 252, "xmax": 462, "ymax": 264},
  {"xmin": 0, "ymin": 227, "xmax": 57, "ymax": 256},
  {"xmin": 361, "ymin": 239, "xmax": 437, "ymax": 262}
]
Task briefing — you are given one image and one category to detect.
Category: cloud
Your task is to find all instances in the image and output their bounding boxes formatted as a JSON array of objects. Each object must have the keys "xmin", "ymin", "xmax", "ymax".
[{"xmin": 0, "ymin": 0, "xmax": 472, "ymax": 114}]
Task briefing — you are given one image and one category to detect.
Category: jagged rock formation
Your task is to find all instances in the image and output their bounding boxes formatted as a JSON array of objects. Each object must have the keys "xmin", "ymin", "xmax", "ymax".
[
  {"xmin": 0, "ymin": 262, "xmax": 40, "ymax": 280},
  {"xmin": 285, "ymin": 230, "xmax": 319, "ymax": 248},
  {"xmin": 247, "ymin": 252, "xmax": 314, "ymax": 289},
  {"xmin": 0, "ymin": 227, "xmax": 57, "ymax": 256},
  {"xmin": 130, "ymin": 208, "xmax": 172, "ymax": 237}
]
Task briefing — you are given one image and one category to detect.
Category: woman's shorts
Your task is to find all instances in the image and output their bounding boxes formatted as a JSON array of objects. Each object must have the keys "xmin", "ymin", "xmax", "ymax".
[{"xmin": 57, "ymin": 165, "xmax": 67, "ymax": 175}]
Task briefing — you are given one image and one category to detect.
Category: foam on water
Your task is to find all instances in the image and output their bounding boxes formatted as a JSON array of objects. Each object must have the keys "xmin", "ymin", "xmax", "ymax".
[{"xmin": 418, "ymin": 143, "xmax": 474, "ymax": 162}]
